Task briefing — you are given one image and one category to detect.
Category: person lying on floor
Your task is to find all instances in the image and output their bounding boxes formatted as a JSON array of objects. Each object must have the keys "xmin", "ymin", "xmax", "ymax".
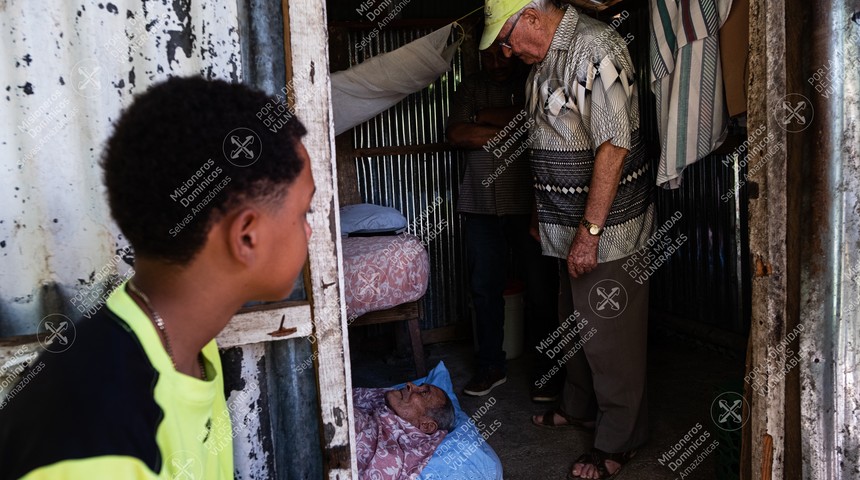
[
  {"xmin": 0, "ymin": 77, "xmax": 315, "ymax": 480},
  {"xmin": 354, "ymin": 382, "xmax": 456, "ymax": 479}
]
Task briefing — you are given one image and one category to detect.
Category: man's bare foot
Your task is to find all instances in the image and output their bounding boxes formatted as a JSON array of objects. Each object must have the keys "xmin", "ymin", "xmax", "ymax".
[
  {"xmin": 569, "ymin": 458, "xmax": 620, "ymax": 479},
  {"xmin": 531, "ymin": 409, "xmax": 595, "ymax": 429},
  {"xmin": 567, "ymin": 449, "xmax": 635, "ymax": 479}
]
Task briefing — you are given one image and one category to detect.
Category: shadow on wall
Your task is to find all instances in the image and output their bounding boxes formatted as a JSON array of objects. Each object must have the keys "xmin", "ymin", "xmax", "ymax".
[{"xmin": 0, "ymin": 282, "xmax": 78, "ymax": 337}]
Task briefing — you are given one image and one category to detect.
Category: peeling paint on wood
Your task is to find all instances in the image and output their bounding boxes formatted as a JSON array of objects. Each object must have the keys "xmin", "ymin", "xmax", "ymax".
[
  {"xmin": 216, "ymin": 303, "xmax": 313, "ymax": 348},
  {"xmin": 746, "ymin": 1, "xmax": 794, "ymax": 478},
  {"xmin": 282, "ymin": 0, "xmax": 357, "ymax": 476},
  {"xmin": 0, "ymin": 0, "xmax": 242, "ymax": 332},
  {"xmin": 223, "ymin": 343, "xmax": 271, "ymax": 479}
]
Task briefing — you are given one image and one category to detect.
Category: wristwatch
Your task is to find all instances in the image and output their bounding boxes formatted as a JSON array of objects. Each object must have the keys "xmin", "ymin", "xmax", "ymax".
[{"xmin": 580, "ymin": 218, "xmax": 604, "ymax": 236}]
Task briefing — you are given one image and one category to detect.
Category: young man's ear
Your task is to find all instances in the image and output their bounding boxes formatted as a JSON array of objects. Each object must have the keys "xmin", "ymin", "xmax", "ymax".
[
  {"xmin": 227, "ymin": 208, "xmax": 261, "ymax": 264},
  {"xmin": 418, "ymin": 418, "xmax": 438, "ymax": 435}
]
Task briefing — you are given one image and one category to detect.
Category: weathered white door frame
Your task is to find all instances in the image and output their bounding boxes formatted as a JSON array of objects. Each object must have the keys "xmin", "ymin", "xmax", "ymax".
[{"xmin": 281, "ymin": 0, "xmax": 358, "ymax": 477}]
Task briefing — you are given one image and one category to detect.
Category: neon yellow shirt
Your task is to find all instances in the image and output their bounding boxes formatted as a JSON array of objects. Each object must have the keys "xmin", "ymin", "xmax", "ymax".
[{"xmin": 0, "ymin": 282, "xmax": 234, "ymax": 480}]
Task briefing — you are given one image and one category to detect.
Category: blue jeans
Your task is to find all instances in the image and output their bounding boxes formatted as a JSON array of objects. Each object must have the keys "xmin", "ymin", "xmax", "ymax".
[{"xmin": 464, "ymin": 213, "xmax": 558, "ymax": 373}]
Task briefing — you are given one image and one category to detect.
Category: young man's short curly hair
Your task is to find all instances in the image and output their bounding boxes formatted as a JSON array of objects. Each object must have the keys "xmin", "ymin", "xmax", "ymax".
[{"xmin": 102, "ymin": 77, "xmax": 307, "ymax": 265}]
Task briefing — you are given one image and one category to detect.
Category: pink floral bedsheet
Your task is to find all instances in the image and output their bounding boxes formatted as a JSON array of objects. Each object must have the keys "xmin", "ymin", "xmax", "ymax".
[{"xmin": 343, "ymin": 234, "xmax": 430, "ymax": 320}]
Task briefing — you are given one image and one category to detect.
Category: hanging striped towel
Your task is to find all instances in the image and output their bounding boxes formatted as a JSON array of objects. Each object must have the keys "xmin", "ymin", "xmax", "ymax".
[{"xmin": 650, "ymin": 0, "xmax": 733, "ymax": 189}]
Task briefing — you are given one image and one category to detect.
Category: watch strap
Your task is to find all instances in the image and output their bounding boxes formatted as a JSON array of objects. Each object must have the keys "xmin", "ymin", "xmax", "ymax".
[{"xmin": 580, "ymin": 218, "xmax": 604, "ymax": 236}]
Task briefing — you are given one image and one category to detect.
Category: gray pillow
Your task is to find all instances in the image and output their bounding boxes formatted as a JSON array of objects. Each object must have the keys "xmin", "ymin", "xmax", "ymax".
[{"xmin": 339, "ymin": 203, "xmax": 407, "ymax": 235}]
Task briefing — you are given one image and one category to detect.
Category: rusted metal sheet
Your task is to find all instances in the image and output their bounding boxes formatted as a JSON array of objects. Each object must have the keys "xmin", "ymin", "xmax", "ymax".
[
  {"xmin": 799, "ymin": 1, "xmax": 860, "ymax": 478},
  {"xmin": 748, "ymin": 0, "xmax": 860, "ymax": 478},
  {"xmin": 0, "ymin": 0, "xmax": 241, "ymax": 333}
]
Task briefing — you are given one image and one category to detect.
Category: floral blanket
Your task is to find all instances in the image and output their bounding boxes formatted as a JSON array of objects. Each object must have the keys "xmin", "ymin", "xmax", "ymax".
[
  {"xmin": 342, "ymin": 234, "xmax": 430, "ymax": 319},
  {"xmin": 353, "ymin": 388, "xmax": 446, "ymax": 480}
]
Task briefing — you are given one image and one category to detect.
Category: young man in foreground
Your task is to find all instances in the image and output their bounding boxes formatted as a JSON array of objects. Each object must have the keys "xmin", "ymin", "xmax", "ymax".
[{"xmin": 0, "ymin": 77, "xmax": 315, "ymax": 479}]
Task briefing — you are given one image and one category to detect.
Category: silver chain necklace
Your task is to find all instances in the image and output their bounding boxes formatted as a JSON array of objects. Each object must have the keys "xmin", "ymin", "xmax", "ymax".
[{"xmin": 127, "ymin": 280, "xmax": 207, "ymax": 381}]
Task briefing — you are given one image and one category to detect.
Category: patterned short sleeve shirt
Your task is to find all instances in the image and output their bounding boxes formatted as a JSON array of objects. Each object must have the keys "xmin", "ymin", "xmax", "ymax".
[{"xmin": 527, "ymin": 7, "xmax": 654, "ymax": 262}]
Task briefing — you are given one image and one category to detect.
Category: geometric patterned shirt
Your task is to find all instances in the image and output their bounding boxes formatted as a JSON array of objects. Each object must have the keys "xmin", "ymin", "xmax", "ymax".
[{"xmin": 526, "ymin": 6, "xmax": 654, "ymax": 261}]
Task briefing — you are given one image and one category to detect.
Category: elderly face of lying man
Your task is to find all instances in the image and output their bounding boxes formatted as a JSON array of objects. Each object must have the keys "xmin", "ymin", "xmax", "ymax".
[{"xmin": 384, "ymin": 382, "xmax": 450, "ymax": 434}]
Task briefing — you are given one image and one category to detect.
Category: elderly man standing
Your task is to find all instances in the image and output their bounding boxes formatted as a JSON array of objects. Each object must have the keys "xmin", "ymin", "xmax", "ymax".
[{"xmin": 480, "ymin": 1, "xmax": 654, "ymax": 478}]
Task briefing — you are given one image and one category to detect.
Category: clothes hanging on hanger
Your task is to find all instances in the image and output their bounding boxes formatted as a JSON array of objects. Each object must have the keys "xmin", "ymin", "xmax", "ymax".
[{"xmin": 650, "ymin": 0, "xmax": 733, "ymax": 189}]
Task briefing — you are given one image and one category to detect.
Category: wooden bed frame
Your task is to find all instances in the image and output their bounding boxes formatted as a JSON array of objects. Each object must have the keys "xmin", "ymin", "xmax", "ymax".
[{"xmin": 349, "ymin": 299, "xmax": 427, "ymax": 377}]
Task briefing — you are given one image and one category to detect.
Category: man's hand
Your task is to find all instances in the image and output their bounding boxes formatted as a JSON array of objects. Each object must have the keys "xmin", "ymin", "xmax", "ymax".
[
  {"xmin": 530, "ymin": 203, "xmax": 541, "ymax": 242},
  {"xmin": 475, "ymin": 106, "xmax": 525, "ymax": 128},
  {"xmin": 567, "ymin": 226, "xmax": 599, "ymax": 278},
  {"xmin": 567, "ymin": 140, "xmax": 628, "ymax": 278}
]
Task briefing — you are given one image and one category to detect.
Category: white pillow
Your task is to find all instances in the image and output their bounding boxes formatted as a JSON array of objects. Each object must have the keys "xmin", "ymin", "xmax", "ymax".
[{"xmin": 339, "ymin": 203, "xmax": 408, "ymax": 235}]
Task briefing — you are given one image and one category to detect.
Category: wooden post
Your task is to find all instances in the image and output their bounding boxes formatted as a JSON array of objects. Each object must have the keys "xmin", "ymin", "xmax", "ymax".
[
  {"xmin": 761, "ymin": 434, "xmax": 774, "ymax": 480},
  {"xmin": 745, "ymin": 0, "xmax": 805, "ymax": 478},
  {"xmin": 282, "ymin": 0, "xmax": 357, "ymax": 477}
]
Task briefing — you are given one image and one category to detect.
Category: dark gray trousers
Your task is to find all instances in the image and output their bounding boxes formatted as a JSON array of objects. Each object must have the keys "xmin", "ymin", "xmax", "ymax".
[{"xmin": 557, "ymin": 255, "xmax": 649, "ymax": 453}]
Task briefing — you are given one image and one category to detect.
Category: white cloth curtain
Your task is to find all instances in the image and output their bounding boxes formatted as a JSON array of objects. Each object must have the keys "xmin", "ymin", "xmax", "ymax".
[{"xmin": 332, "ymin": 24, "xmax": 464, "ymax": 135}]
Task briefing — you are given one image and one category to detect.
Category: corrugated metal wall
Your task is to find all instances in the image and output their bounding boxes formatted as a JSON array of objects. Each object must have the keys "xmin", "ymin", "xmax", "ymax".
[
  {"xmin": 619, "ymin": 4, "xmax": 751, "ymax": 336},
  {"xmin": 0, "ymin": 0, "xmax": 241, "ymax": 333},
  {"xmin": 649, "ymin": 150, "xmax": 750, "ymax": 334},
  {"xmin": 342, "ymin": 26, "xmax": 470, "ymax": 329},
  {"xmin": 798, "ymin": 0, "xmax": 860, "ymax": 476}
]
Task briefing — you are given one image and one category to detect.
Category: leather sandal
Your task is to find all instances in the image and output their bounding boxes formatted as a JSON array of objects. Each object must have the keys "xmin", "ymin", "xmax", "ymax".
[
  {"xmin": 531, "ymin": 408, "xmax": 595, "ymax": 431},
  {"xmin": 567, "ymin": 448, "xmax": 637, "ymax": 480}
]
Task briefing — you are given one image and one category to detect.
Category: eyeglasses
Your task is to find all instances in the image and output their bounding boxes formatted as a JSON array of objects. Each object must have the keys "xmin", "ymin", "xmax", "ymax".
[{"xmin": 498, "ymin": 14, "xmax": 522, "ymax": 50}]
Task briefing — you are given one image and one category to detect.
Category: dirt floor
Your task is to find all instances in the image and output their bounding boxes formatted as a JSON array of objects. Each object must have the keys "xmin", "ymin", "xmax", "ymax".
[{"xmin": 351, "ymin": 326, "xmax": 746, "ymax": 480}]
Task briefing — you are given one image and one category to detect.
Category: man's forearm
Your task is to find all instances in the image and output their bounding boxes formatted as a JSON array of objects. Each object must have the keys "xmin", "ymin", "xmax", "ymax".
[
  {"xmin": 448, "ymin": 105, "xmax": 528, "ymax": 149},
  {"xmin": 476, "ymin": 106, "xmax": 526, "ymax": 128},
  {"xmin": 447, "ymin": 123, "xmax": 507, "ymax": 149},
  {"xmin": 582, "ymin": 141, "xmax": 628, "ymax": 228}
]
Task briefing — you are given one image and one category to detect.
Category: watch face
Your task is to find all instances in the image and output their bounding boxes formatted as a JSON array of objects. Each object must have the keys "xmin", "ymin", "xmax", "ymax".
[{"xmin": 589, "ymin": 225, "xmax": 600, "ymax": 235}]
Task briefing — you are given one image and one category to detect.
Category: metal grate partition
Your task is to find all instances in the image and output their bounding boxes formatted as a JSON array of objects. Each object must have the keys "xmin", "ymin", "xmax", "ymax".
[{"xmin": 343, "ymin": 26, "xmax": 470, "ymax": 330}]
